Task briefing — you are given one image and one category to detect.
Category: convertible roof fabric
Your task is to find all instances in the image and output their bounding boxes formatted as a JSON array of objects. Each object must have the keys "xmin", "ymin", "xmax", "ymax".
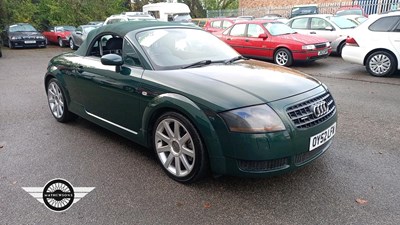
[{"xmin": 75, "ymin": 21, "xmax": 197, "ymax": 56}]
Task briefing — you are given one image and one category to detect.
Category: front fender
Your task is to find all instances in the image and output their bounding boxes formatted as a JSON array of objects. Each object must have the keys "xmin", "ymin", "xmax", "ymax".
[{"xmin": 141, "ymin": 93, "xmax": 224, "ymax": 162}]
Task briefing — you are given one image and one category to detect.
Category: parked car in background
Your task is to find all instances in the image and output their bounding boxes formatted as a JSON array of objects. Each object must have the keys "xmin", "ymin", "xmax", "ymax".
[
  {"xmin": 342, "ymin": 11, "xmax": 400, "ymax": 77},
  {"xmin": 191, "ymin": 18, "xmax": 208, "ymax": 28},
  {"xmin": 1, "ymin": 23, "xmax": 46, "ymax": 49},
  {"xmin": 203, "ymin": 18, "xmax": 236, "ymax": 33},
  {"xmin": 290, "ymin": 4, "xmax": 319, "ymax": 18},
  {"xmin": 216, "ymin": 20, "xmax": 331, "ymax": 66},
  {"xmin": 339, "ymin": 15, "xmax": 368, "ymax": 25},
  {"xmin": 235, "ymin": 16, "xmax": 255, "ymax": 21},
  {"xmin": 286, "ymin": 14, "xmax": 358, "ymax": 55},
  {"xmin": 143, "ymin": 2, "xmax": 191, "ymax": 22},
  {"xmin": 44, "ymin": 21, "xmax": 337, "ymax": 183},
  {"xmin": 87, "ymin": 21, "xmax": 104, "ymax": 26},
  {"xmin": 260, "ymin": 14, "xmax": 289, "ymax": 23},
  {"xmin": 104, "ymin": 12, "xmax": 155, "ymax": 25},
  {"xmin": 335, "ymin": 5, "xmax": 368, "ymax": 17},
  {"xmin": 42, "ymin": 25, "xmax": 76, "ymax": 47},
  {"xmin": 69, "ymin": 25, "xmax": 100, "ymax": 50}
]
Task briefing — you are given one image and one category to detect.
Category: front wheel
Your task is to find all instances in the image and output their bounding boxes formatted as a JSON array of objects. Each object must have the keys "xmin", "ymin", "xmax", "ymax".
[
  {"xmin": 366, "ymin": 51, "xmax": 396, "ymax": 77},
  {"xmin": 8, "ymin": 40, "xmax": 13, "ymax": 49},
  {"xmin": 46, "ymin": 78, "xmax": 77, "ymax": 122},
  {"xmin": 274, "ymin": 48, "xmax": 293, "ymax": 66},
  {"xmin": 69, "ymin": 38, "xmax": 77, "ymax": 50},
  {"xmin": 153, "ymin": 112, "xmax": 208, "ymax": 183},
  {"xmin": 58, "ymin": 37, "xmax": 65, "ymax": 47}
]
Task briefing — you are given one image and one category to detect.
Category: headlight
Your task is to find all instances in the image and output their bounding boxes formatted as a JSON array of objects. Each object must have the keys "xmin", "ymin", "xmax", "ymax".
[
  {"xmin": 326, "ymin": 42, "xmax": 331, "ymax": 47},
  {"xmin": 220, "ymin": 105, "xmax": 286, "ymax": 133},
  {"xmin": 36, "ymin": 36, "xmax": 45, "ymax": 39},
  {"xmin": 11, "ymin": 36, "xmax": 21, "ymax": 40},
  {"xmin": 302, "ymin": 45, "xmax": 316, "ymax": 50}
]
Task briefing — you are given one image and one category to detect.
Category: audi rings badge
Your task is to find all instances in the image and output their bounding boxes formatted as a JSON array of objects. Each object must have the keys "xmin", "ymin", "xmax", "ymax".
[{"xmin": 311, "ymin": 101, "xmax": 328, "ymax": 118}]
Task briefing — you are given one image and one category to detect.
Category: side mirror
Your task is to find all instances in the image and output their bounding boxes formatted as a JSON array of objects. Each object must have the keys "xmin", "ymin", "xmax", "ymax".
[
  {"xmin": 101, "ymin": 54, "xmax": 123, "ymax": 72},
  {"xmin": 325, "ymin": 26, "xmax": 334, "ymax": 31},
  {"xmin": 258, "ymin": 33, "xmax": 268, "ymax": 39}
]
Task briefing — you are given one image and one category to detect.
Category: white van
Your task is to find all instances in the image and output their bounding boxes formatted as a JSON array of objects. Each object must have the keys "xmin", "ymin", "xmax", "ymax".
[
  {"xmin": 104, "ymin": 12, "xmax": 155, "ymax": 25},
  {"xmin": 142, "ymin": 2, "xmax": 191, "ymax": 22}
]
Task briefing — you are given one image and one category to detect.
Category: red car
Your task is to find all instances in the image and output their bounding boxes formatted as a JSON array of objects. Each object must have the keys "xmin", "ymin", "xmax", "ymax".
[
  {"xmin": 203, "ymin": 18, "xmax": 236, "ymax": 33},
  {"xmin": 216, "ymin": 20, "xmax": 332, "ymax": 66},
  {"xmin": 42, "ymin": 26, "xmax": 76, "ymax": 47}
]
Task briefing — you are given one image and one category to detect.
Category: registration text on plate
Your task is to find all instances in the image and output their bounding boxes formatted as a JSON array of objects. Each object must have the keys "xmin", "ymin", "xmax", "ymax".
[
  {"xmin": 309, "ymin": 122, "xmax": 336, "ymax": 151},
  {"xmin": 24, "ymin": 40, "xmax": 36, "ymax": 44},
  {"xmin": 318, "ymin": 49, "xmax": 328, "ymax": 56}
]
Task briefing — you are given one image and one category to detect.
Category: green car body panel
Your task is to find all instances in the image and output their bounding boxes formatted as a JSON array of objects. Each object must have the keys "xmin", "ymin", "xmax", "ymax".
[{"xmin": 45, "ymin": 21, "xmax": 337, "ymax": 178}]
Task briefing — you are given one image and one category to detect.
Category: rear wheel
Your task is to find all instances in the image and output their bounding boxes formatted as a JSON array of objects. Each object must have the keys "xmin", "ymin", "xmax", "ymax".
[
  {"xmin": 366, "ymin": 51, "xmax": 396, "ymax": 77},
  {"xmin": 46, "ymin": 78, "xmax": 77, "ymax": 122},
  {"xmin": 274, "ymin": 48, "xmax": 293, "ymax": 66},
  {"xmin": 153, "ymin": 112, "xmax": 208, "ymax": 183}
]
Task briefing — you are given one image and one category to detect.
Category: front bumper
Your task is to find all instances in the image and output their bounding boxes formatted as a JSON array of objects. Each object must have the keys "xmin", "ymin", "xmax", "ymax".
[
  {"xmin": 208, "ymin": 86, "xmax": 338, "ymax": 177},
  {"xmin": 9, "ymin": 40, "xmax": 46, "ymax": 48},
  {"xmin": 292, "ymin": 48, "xmax": 332, "ymax": 62}
]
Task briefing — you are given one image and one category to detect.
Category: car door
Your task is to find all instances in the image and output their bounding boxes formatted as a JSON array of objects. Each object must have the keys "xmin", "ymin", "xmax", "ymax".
[
  {"xmin": 309, "ymin": 17, "xmax": 338, "ymax": 42},
  {"xmin": 288, "ymin": 17, "xmax": 310, "ymax": 35},
  {"xmin": 224, "ymin": 23, "xmax": 247, "ymax": 55},
  {"xmin": 244, "ymin": 23, "xmax": 270, "ymax": 58},
  {"xmin": 74, "ymin": 36, "xmax": 144, "ymax": 136},
  {"xmin": 73, "ymin": 26, "xmax": 84, "ymax": 46},
  {"xmin": 387, "ymin": 17, "xmax": 400, "ymax": 62}
]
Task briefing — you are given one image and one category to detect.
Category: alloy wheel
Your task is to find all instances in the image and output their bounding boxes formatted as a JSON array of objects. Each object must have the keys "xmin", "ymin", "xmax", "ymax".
[
  {"xmin": 47, "ymin": 82, "xmax": 64, "ymax": 119},
  {"xmin": 368, "ymin": 54, "xmax": 391, "ymax": 75},
  {"xmin": 154, "ymin": 118, "xmax": 195, "ymax": 177},
  {"xmin": 276, "ymin": 51, "xmax": 288, "ymax": 65}
]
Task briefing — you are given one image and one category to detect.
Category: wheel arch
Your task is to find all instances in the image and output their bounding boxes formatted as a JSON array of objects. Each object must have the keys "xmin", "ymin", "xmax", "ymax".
[
  {"xmin": 141, "ymin": 93, "xmax": 223, "ymax": 160},
  {"xmin": 273, "ymin": 46, "xmax": 292, "ymax": 57},
  {"xmin": 363, "ymin": 48, "xmax": 398, "ymax": 67}
]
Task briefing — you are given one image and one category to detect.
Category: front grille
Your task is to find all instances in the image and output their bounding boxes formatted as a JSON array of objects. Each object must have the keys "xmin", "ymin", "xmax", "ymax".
[
  {"xmin": 286, "ymin": 92, "xmax": 336, "ymax": 129},
  {"xmin": 294, "ymin": 146, "xmax": 325, "ymax": 165},
  {"xmin": 238, "ymin": 158, "xmax": 289, "ymax": 172},
  {"xmin": 315, "ymin": 43, "xmax": 327, "ymax": 49}
]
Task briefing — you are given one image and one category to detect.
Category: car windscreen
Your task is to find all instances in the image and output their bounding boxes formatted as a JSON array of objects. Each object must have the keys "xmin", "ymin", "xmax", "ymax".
[
  {"xmin": 61, "ymin": 26, "xmax": 76, "ymax": 31},
  {"xmin": 264, "ymin": 22, "xmax": 296, "ymax": 35},
  {"xmin": 9, "ymin": 24, "xmax": 37, "ymax": 32},
  {"xmin": 329, "ymin": 16, "xmax": 358, "ymax": 29},
  {"xmin": 133, "ymin": 28, "xmax": 239, "ymax": 70},
  {"xmin": 173, "ymin": 13, "xmax": 192, "ymax": 22},
  {"xmin": 336, "ymin": 9, "xmax": 363, "ymax": 16},
  {"xmin": 291, "ymin": 6, "xmax": 318, "ymax": 17}
]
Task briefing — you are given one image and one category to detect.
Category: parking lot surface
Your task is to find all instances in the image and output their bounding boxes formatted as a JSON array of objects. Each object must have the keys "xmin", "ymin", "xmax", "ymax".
[{"xmin": 0, "ymin": 47, "xmax": 399, "ymax": 224}]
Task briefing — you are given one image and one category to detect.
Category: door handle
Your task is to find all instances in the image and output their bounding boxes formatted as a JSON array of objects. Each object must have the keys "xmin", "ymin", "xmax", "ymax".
[
  {"xmin": 310, "ymin": 32, "xmax": 316, "ymax": 34},
  {"xmin": 245, "ymin": 39, "xmax": 249, "ymax": 42},
  {"xmin": 227, "ymin": 38, "xmax": 231, "ymax": 41}
]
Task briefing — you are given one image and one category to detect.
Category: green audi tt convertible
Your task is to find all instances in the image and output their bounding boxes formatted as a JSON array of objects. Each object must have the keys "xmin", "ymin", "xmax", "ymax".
[{"xmin": 45, "ymin": 21, "xmax": 337, "ymax": 183}]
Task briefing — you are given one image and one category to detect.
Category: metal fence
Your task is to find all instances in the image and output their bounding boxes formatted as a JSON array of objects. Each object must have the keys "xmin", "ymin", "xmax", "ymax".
[{"xmin": 206, "ymin": 0, "xmax": 400, "ymax": 18}]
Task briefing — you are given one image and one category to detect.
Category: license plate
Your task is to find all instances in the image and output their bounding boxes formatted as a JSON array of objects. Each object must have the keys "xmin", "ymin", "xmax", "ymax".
[
  {"xmin": 309, "ymin": 122, "xmax": 336, "ymax": 151},
  {"xmin": 318, "ymin": 49, "xmax": 328, "ymax": 56},
  {"xmin": 24, "ymin": 40, "xmax": 36, "ymax": 44}
]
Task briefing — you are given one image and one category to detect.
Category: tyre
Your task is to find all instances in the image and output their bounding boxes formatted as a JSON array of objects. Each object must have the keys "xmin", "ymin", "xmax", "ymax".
[
  {"xmin": 0, "ymin": 50, "xmax": 2, "ymax": 57},
  {"xmin": 8, "ymin": 40, "xmax": 13, "ymax": 49},
  {"xmin": 153, "ymin": 112, "xmax": 208, "ymax": 183},
  {"xmin": 337, "ymin": 41, "xmax": 345, "ymax": 57},
  {"xmin": 366, "ymin": 51, "xmax": 397, "ymax": 77},
  {"xmin": 274, "ymin": 48, "xmax": 293, "ymax": 66},
  {"xmin": 46, "ymin": 78, "xmax": 77, "ymax": 122},
  {"xmin": 58, "ymin": 37, "xmax": 65, "ymax": 47},
  {"xmin": 69, "ymin": 38, "xmax": 77, "ymax": 50}
]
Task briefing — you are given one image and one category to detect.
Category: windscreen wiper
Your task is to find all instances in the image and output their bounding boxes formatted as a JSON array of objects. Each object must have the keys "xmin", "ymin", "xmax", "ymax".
[
  {"xmin": 181, "ymin": 60, "xmax": 213, "ymax": 69},
  {"xmin": 224, "ymin": 55, "xmax": 248, "ymax": 64}
]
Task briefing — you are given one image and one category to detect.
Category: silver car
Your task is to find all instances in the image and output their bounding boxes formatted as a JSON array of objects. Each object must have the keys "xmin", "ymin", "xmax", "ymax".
[
  {"xmin": 286, "ymin": 14, "xmax": 358, "ymax": 55},
  {"xmin": 69, "ymin": 25, "xmax": 100, "ymax": 50}
]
